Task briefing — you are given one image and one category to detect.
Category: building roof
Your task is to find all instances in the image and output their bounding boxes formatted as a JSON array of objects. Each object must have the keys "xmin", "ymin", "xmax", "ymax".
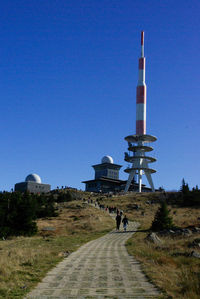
[
  {"xmin": 92, "ymin": 163, "xmax": 122, "ymax": 169},
  {"xmin": 82, "ymin": 176, "xmax": 126, "ymax": 185},
  {"xmin": 101, "ymin": 155, "xmax": 114, "ymax": 164},
  {"xmin": 25, "ymin": 173, "xmax": 41, "ymax": 184}
]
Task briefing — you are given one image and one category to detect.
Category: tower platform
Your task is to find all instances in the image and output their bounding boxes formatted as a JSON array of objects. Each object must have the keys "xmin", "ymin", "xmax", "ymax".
[{"xmin": 124, "ymin": 133, "xmax": 157, "ymax": 192}]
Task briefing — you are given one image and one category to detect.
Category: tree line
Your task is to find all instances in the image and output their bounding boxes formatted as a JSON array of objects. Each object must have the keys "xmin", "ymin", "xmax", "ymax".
[
  {"xmin": 0, "ymin": 190, "xmax": 74, "ymax": 238},
  {"xmin": 151, "ymin": 179, "xmax": 200, "ymax": 231},
  {"xmin": 165, "ymin": 179, "xmax": 200, "ymax": 207}
]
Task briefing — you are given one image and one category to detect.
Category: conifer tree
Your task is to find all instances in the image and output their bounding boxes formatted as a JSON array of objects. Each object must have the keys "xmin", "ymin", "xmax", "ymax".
[
  {"xmin": 180, "ymin": 178, "xmax": 189, "ymax": 194},
  {"xmin": 151, "ymin": 201, "xmax": 174, "ymax": 231}
]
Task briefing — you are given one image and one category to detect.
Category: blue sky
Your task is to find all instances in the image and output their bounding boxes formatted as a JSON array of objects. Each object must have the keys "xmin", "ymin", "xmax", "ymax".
[{"xmin": 0, "ymin": 0, "xmax": 199, "ymax": 191}]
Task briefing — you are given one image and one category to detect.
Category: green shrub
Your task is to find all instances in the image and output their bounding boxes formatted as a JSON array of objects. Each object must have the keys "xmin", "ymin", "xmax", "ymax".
[
  {"xmin": 57, "ymin": 191, "xmax": 73, "ymax": 202},
  {"xmin": 151, "ymin": 201, "xmax": 174, "ymax": 231}
]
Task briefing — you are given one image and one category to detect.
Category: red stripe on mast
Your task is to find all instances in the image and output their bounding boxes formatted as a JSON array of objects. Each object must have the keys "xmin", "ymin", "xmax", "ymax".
[
  {"xmin": 136, "ymin": 86, "xmax": 146, "ymax": 104},
  {"xmin": 139, "ymin": 58, "xmax": 145, "ymax": 69},
  {"xmin": 136, "ymin": 120, "xmax": 146, "ymax": 135},
  {"xmin": 141, "ymin": 31, "xmax": 144, "ymax": 45}
]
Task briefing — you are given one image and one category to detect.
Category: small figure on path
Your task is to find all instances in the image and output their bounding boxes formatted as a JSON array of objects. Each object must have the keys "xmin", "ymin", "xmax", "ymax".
[
  {"xmin": 116, "ymin": 212, "xmax": 121, "ymax": 230},
  {"xmin": 122, "ymin": 215, "xmax": 128, "ymax": 231}
]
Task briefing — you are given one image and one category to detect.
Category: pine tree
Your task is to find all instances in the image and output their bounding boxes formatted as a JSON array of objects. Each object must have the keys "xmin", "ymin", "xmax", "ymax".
[
  {"xmin": 180, "ymin": 178, "xmax": 189, "ymax": 194},
  {"xmin": 8, "ymin": 192, "xmax": 37, "ymax": 236},
  {"xmin": 151, "ymin": 201, "xmax": 174, "ymax": 231}
]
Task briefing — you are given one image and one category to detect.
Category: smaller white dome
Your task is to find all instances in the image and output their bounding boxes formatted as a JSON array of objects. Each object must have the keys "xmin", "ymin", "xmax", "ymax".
[
  {"xmin": 101, "ymin": 155, "xmax": 114, "ymax": 164},
  {"xmin": 25, "ymin": 174, "xmax": 42, "ymax": 184}
]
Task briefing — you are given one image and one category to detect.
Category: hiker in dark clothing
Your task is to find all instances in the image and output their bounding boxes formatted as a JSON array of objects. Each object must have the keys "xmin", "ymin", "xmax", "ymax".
[
  {"xmin": 116, "ymin": 213, "xmax": 121, "ymax": 230},
  {"xmin": 122, "ymin": 215, "xmax": 128, "ymax": 231}
]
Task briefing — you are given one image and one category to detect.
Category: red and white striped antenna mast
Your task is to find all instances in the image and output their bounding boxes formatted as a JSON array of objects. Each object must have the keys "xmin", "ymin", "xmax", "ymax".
[
  {"xmin": 124, "ymin": 31, "xmax": 157, "ymax": 192},
  {"xmin": 141, "ymin": 31, "xmax": 144, "ymax": 57}
]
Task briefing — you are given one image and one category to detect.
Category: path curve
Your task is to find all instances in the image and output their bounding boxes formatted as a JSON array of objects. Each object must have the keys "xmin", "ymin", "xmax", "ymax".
[{"xmin": 26, "ymin": 221, "xmax": 160, "ymax": 298}]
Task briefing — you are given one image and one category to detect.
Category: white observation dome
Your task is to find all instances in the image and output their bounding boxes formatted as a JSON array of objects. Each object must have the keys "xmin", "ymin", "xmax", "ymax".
[
  {"xmin": 25, "ymin": 174, "xmax": 42, "ymax": 184},
  {"xmin": 101, "ymin": 155, "xmax": 114, "ymax": 164}
]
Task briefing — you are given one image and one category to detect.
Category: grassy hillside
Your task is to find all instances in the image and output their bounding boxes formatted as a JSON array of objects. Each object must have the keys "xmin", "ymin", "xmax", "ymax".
[
  {"xmin": 0, "ymin": 190, "xmax": 199, "ymax": 298},
  {"xmin": 0, "ymin": 200, "xmax": 114, "ymax": 298},
  {"xmin": 97, "ymin": 192, "xmax": 200, "ymax": 299}
]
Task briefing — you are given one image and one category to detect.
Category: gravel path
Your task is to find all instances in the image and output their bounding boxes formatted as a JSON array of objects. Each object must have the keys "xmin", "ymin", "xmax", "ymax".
[{"xmin": 26, "ymin": 220, "xmax": 160, "ymax": 298}]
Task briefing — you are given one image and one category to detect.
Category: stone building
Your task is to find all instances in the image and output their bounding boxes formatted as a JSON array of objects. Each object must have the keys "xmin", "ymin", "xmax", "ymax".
[
  {"xmin": 83, "ymin": 156, "xmax": 125, "ymax": 193},
  {"xmin": 82, "ymin": 155, "xmax": 152, "ymax": 193},
  {"xmin": 15, "ymin": 173, "xmax": 51, "ymax": 194}
]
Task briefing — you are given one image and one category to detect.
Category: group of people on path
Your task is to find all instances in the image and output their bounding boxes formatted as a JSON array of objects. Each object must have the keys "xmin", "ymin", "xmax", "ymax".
[
  {"xmin": 116, "ymin": 212, "xmax": 128, "ymax": 231},
  {"xmin": 85, "ymin": 198, "xmax": 129, "ymax": 232}
]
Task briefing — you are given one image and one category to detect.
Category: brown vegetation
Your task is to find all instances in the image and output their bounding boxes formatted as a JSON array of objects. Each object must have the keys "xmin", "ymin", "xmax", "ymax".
[
  {"xmin": 0, "ymin": 201, "xmax": 114, "ymax": 298},
  {"xmin": 98, "ymin": 192, "xmax": 200, "ymax": 299},
  {"xmin": 1, "ymin": 191, "xmax": 200, "ymax": 298}
]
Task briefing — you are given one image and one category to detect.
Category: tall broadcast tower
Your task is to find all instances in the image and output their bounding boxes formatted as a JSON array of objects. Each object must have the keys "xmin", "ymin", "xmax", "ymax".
[{"xmin": 124, "ymin": 31, "xmax": 157, "ymax": 192}]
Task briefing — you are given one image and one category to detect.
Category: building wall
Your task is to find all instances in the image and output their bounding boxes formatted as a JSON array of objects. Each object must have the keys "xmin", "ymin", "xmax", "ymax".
[
  {"xmin": 15, "ymin": 182, "xmax": 51, "ymax": 193},
  {"xmin": 95, "ymin": 169, "xmax": 107, "ymax": 179},
  {"xmin": 107, "ymin": 169, "xmax": 119, "ymax": 180},
  {"xmin": 85, "ymin": 181, "xmax": 122, "ymax": 193},
  {"xmin": 85, "ymin": 180, "xmax": 152, "ymax": 193},
  {"xmin": 85, "ymin": 181, "xmax": 101, "ymax": 192},
  {"xmin": 94, "ymin": 165, "xmax": 120, "ymax": 180}
]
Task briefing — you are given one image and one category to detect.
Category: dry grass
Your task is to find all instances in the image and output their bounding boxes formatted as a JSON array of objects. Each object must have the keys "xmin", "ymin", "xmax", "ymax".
[
  {"xmin": 0, "ymin": 201, "xmax": 114, "ymax": 298},
  {"xmin": 37, "ymin": 201, "xmax": 113, "ymax": 236},
  {"xmin": 100, "ymin": 192, "xmax": 162, "ymax": 228},
  {"xmin": 1, "ymin": 192, "xmax": 200, "ymax": 298},
  {"xmin": 171, "ymin": 206, "xmax": 200, "ymax": 227},
  {"xmin": 126, "ymin": 232, "xmax": 200, "ymax": 298},
  {"xmin": 99, "ymin": 192, "xmax": 200, "ymax": 299}
]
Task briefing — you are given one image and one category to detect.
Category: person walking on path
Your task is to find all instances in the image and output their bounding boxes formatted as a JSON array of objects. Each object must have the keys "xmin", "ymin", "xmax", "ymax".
[
  {"xmin": 122, "ymin": 215, "xmax": 128, "ymax": 231},
  {"xmin": 116, "ymin": 212, "xmax": 121, "ymax": 230}
]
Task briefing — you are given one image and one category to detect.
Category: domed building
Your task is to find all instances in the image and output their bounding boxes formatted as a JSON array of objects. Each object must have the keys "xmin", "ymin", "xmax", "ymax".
[
  {"xmin": 82, "ymin": 156, "xmax": 124, "ymax": 193},
  {"xmin": 25, "ymin": 174, "xmax": 42, "ymax": 184},
  {"xmin": 15, "ymin": 173, "xmax": 51, "ymax": 194},
  {"xmin": 101, "ymin": 155, "xmax": 114, "ymax": 164}
]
